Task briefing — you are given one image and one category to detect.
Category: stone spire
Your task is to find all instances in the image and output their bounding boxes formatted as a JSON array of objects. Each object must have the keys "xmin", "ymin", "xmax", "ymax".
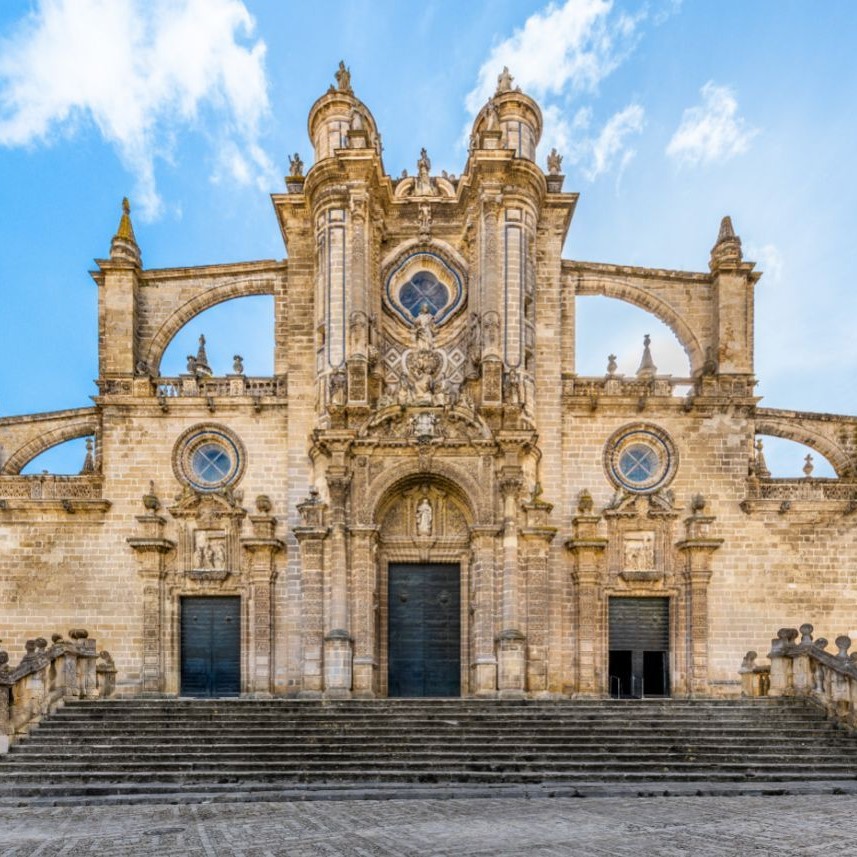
[
  {"xmin": 710, "ymin": 215, "xmax": 742, "ymax": 271},
  {"xmin": 754, "ymin": 438, "xmax": 771, "ymax": 478},
  {"xmin": 636, "ymin": 334, "xmax": 657, "ymax": 379},
  {"xmin": 79, "ymin": 438, "xmax": 95, "ymax": 475},
  {"xmin": 109, "ymin": 197, "xmax": 141, "ymax": 266},
  {"xmin": 194, "ymin": 334, "xmax": 212, "ymax": 377}
]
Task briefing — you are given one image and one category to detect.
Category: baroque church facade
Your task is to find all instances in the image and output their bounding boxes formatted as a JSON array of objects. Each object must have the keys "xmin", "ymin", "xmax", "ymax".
[{"xmin": 1, "ymin": 65, "xmax": 856, "ymax": 700}]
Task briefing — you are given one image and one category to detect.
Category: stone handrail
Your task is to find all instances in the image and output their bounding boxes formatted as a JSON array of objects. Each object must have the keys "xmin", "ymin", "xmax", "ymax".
[
  {"xmin": 154, "ymin": 375, "xmax": 286, "ymax": 399},
  {"xmin": 0, "ymin": 475, "xmax": 104, "ymax": 501},
  {"xmin": 564, "ymin": 376, "xmax": 694, "ymax": 399},
  {"xmin": 0, "ymin": 630, "xmax": 116, "ymax": 752},
  {"xmin": 740, "ymin": 624, "xmax": 857, "ymax": 730}
]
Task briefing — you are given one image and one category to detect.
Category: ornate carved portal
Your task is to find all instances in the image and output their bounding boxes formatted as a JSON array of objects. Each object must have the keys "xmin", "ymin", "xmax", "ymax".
[
  {"xmin": 128, "ymin": 488, "xmax": 283, "ymax": 697},
  {"xmin": 370, "ymin": 479, "xmax": 474, "ymax": 698}
]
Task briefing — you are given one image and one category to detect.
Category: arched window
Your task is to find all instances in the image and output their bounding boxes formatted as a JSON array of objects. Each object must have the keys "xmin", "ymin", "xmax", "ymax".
[
  {"xmin": 575, "ymin": 296, "xmax": 691, "ymax": 378},
  {"xmin": 159, "ymin": 296, "xmax": 274, "ymax": 377},
  {"xmin": 755, "ymin": 436, "xmax": 836, "ymax": 478},
  {"xmin": 20, "ymin": 436, "xmax": 91, "ymax": 475}
]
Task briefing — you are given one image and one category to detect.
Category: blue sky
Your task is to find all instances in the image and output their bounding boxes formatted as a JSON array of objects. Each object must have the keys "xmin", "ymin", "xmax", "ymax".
[{"xmin": 0, "ymin": 0, "xmax": 855, "ymax": 476}]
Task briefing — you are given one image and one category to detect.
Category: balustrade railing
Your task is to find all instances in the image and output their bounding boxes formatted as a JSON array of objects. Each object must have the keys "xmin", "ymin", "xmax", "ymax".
[
  {"xmin": 740, "ymin": 624, "xmax": 857, "ymax": 730},
  {"xmin": 0, "ymin": 475, "xmax": 103, "ymax": 500},
  {"xmin": 154, "ymin": 375, "xmax": 285, "ymax": 399},
  {"xmin": 0, "ymin": 630, "xmax": 115, "ymax": 752}
]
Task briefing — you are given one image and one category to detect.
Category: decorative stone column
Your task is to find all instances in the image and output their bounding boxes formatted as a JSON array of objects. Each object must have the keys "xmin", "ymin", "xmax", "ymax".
[
  {"xmin": 240, "ymin": 496, "xmax": 284, "ymax": 698},
  {"xmin": 565, "ymin": 492, "xmax": 607, "ymax": 697},
  {"xmin": 127, "ymin": 485, "xmax": 175, "ymax": 695},
  {"xmin": 294, "ymin": 489, "xmax": 328, "ymax": 698},
  {"xmin": 497, "ymin": 469, "xmax": 525, "ymax": 697},
  {"xmin": 324, "ymin": 469, "xmax": 353, "ymax": 697},
  {"xmin": 350, "ymin": 524, "xmax": 379, "ymax": 697},
  {"xmin": 470, "ymin": 525, "xmax": 500, "ymax": 696},
  {"xmin": 521, "ymin": 495, "xmax": 557, "ymax": 696},
  {"xmin": 676, "ymin": 500, "xmax": 723, "ymax": 696}
]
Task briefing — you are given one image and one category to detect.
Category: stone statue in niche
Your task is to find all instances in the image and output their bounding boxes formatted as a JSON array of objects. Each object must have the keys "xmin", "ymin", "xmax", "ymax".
[
  {"xmin": 413, "ymin": 303, "xmax": 436, "ymax": 350},
  {"xmin": 329, "ymin": 369, "xmax": 347, "ymax": 407},
  {"xmin": 416, "ymin": 497, "xmax": 433, "ymax": 536},
  {"xmin": 623, "ymin": 531, "xmax": 655, "ymax": 572},
  {"xmin": 193, "ymin": 530, "xmax": 227, "ymax": 571},
  {"xmin": 504, "ymin": 368, "xmax": 522, "ymax": 405}
]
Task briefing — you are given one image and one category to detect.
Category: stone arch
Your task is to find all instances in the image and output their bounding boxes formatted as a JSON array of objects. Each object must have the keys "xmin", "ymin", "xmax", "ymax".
[
  {"xmin": 755, "ymin": 419, "xmax": 851, "ymax": 478},
  {"xmin": 575, "ymin": 273, "xmax": 706, "ymax": 375},
  {"xmin": 2, "ymin": 415, "xmax": 99, "ymax": 475},
  {"xmin": 143, "ymin": 278, "xmax": 275, "ymax": 374},
  {"xmin": 362, "ymin": 458, "xmax": 491, "ymax": 527}
]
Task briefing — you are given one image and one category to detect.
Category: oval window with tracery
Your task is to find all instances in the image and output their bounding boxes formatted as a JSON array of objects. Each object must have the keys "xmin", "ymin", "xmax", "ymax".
[
  {"xmin": 173, "ymin": 425, "xmax": 245, "ymax": 492},
  {"xmin": 399, "ymin": 270, "xmax": 450, "ymax": 319},
  {"xmin": 604, "ymin": 425, "xmax": 677, "ymax": 493}
]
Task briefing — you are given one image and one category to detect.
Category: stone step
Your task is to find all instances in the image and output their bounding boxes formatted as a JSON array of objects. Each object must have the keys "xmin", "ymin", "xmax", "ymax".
[
  {"xmin": 3, "ymin": 697, "xmax": 855, "ymax": 804},
  {"xmin": 1, "ymin": 766, "xmax": 855, "ymax": 785}
]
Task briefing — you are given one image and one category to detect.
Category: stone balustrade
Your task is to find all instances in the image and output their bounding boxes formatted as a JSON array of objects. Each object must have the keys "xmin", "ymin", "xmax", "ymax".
[
  {"xmin": 750, "ymin": 480, "xmax": 856, "ymax": 502},
  {"xmin": 740, "ymin": 624, "xmax": 857, "ymax": 730},
  {"xmin": 153, "ymin": 375, "xmax": 287, "ymax": 399},
  {"xmin": 0, "ymin": 475, "xmax": 103, "ymax": 500},
  {"xmin": 564, "ymin": 376, "xmax": 694, "ymax": 400},
  {"xmin": 0, "ymin": 630, "xmax": 115, "ymax": 752}
]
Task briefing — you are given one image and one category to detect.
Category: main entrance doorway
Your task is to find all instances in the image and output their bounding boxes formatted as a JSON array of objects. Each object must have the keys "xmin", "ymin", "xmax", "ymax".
[
  {"xmin": 388, "ymin": 563, "xmax": 461, "ymax": 697},
  {"xmin": 608, "ymin": 596, "xmax": 670, "ymax": 698},
  {"xmin": 180, "ymin": 596, "xmax": 241, "ymax": 697}
]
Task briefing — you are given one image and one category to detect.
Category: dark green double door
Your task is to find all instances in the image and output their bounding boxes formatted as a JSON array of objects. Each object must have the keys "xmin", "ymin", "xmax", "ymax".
[
  {"xmin": 180, "ymin": 596, "xmax": 241, "ymax": 697},
  {"xmin": 388, "ymin": 564, "xmax": 461, "ymax": 697},
  {"xmin": 608, "ymin": 596, "xmax": 670, "ymax": 698}
]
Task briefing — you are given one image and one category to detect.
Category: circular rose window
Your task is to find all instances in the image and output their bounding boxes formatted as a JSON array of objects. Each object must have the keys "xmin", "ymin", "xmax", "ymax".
[
  {"xmin": 173, "ymin": 425, "xmax": 245, "ymax": 492},
  {"xmin": 604, "ymin": 425, "xmax": 677, "ymax": 493}
]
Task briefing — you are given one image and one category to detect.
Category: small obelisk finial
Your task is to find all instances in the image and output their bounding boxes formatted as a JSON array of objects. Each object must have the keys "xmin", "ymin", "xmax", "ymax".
[
  {"xmin": 636, "ymin": 334, "xmax": 657, "ymax": 379},
  {"xmin": 109, "ymin": 197, "xmax": 141, "ymax": 266},
  {"xmin": 194, "ymin": 334, "xmax": 212, "ymax": 377}
]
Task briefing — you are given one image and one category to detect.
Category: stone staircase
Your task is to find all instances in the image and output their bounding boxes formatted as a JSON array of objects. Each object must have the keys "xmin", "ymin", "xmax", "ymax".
[{"xmin": 1, "ymin": 697, "xmax": 857, "ymax": 805}]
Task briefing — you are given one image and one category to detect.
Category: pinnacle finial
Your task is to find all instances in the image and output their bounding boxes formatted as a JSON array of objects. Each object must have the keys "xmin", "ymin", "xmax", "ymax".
[
  {"xmin": 636, "ymin": 334, "xmax": 657, "ymax": 379},
  {"xmin": 710, "ymin": 215, "xmax": 742, "ymax": 269},
  {"xmin": 109, "ymin": 196, "xmax": 141, "ymax": 265},
  {"xmin": 194, "ymin": 334, "xmax": 212, "ymax": 377}
]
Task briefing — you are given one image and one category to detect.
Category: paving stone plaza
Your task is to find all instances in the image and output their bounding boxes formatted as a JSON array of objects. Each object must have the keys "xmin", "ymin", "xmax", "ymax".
[{"xmin": 2, "ymin": 796, "xmax": 857, "ymax": 856}]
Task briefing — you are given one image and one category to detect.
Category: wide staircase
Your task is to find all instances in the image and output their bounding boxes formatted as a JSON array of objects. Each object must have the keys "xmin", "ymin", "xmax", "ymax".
[{"xmin": 1, "ymin": 697, "xmax": 857, "ymax": 805}]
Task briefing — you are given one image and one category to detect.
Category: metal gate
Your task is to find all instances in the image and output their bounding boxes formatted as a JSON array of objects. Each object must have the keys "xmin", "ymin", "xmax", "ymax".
[
  {"xmin": 180, "ymin": 596, "xmax": 241, "ymax": 697},
  {"xmin": 608, "ymin": 596, "xmax": 670, "ymax": 698},
  {"xmin": 388, "ymin": 564, "xmax": 461, "ymax": 697}
]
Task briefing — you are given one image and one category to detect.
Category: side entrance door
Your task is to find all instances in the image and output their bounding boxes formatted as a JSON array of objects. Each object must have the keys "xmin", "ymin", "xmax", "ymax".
[
  {"xmin": 180, "ymin": 596, "xmax": 241, "ymax": 697},
  {"xmin": 388, "ymin": 563, "xmax": 461, "ymax": 697},
  {"xmin": 608, "ymin": 596, "xmax": 670, "ymax": 698}
]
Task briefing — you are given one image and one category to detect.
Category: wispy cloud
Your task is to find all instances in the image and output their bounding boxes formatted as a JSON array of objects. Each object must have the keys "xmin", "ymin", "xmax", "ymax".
[
  {"xmin": 465, "ymin": 0, "xmax": 646, "ymax": 183},
  {"xmin": 0, "ymin": 0, "xmax": 272, "ymax": 219},
  {"xmin": 666, "ymin": 81, "xmax": 758, "ymax": 167}
]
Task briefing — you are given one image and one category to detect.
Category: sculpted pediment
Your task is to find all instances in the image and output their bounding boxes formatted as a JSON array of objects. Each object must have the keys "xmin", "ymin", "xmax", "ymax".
[{"xmin": 359, "ymin": 403, "xmax": 493, "ymax": 443}]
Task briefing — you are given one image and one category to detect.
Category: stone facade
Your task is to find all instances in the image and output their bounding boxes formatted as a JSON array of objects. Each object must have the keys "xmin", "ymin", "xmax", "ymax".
[{"xmin": 1, "ymin": 65, "xmax": 856, "ymax": 699}]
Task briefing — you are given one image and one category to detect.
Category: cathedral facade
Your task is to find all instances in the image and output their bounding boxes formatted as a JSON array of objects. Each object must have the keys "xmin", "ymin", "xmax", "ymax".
[{"xmin": 1, "ymin": 65, "xmax": 856, "ymax": 700}]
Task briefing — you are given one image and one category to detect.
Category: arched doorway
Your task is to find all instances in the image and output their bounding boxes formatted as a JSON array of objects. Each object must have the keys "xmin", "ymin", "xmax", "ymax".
[{"xmin": 374, "ymin": 477, "xmax": 474, "ymax": 697}]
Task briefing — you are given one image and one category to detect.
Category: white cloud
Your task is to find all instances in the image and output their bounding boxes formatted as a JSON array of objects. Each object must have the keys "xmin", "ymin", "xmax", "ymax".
[
  {"xmin": 465, "ymin": 0, "xmax": 642, "ymax": 114},
  {"xmin": 666, "ymin": 81, "xmax": 758, "ymax": 167},
  {"xmin": 745, "ymin": 243, "xmax": 784, "ymax": 283},
  {"xmin": 549, "ymin": 102, "xmax": 644, "ymax": 182},
  {"xmin": 0, "ymin": 0, "xmax": 272, "ymax": 219},
  {"xmin": 465, "ymin": 0, "xmax": 646, "ymax": 183}
]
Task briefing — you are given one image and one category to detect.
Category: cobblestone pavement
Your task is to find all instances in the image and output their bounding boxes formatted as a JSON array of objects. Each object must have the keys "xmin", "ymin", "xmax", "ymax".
[{"xmin": 2, "ymin": 796, "xmax": 857, "ymax": 856}]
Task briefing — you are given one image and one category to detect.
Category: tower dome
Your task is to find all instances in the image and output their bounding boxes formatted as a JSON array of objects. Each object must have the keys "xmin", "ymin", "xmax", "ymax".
[
  {"xmin": 470, "ymin": 67, "xmax": 542, "ymax": 160},
  {"xmin": 307, "ymin": 61, "xmax": 380, "ymax": 163}
]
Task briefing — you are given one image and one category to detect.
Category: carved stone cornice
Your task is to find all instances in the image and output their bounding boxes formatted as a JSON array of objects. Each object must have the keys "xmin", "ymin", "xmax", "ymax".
[
  {"xmin": 126, "ymin": 537, "xmax": 175, "ymax": 554},
  {"xmin": 565, "ymin": 537, "xmax": 609, "ymax": 553},
  {"xmin": 293, "ymin": 526, "xmax": 330, "ymax": 542}
]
